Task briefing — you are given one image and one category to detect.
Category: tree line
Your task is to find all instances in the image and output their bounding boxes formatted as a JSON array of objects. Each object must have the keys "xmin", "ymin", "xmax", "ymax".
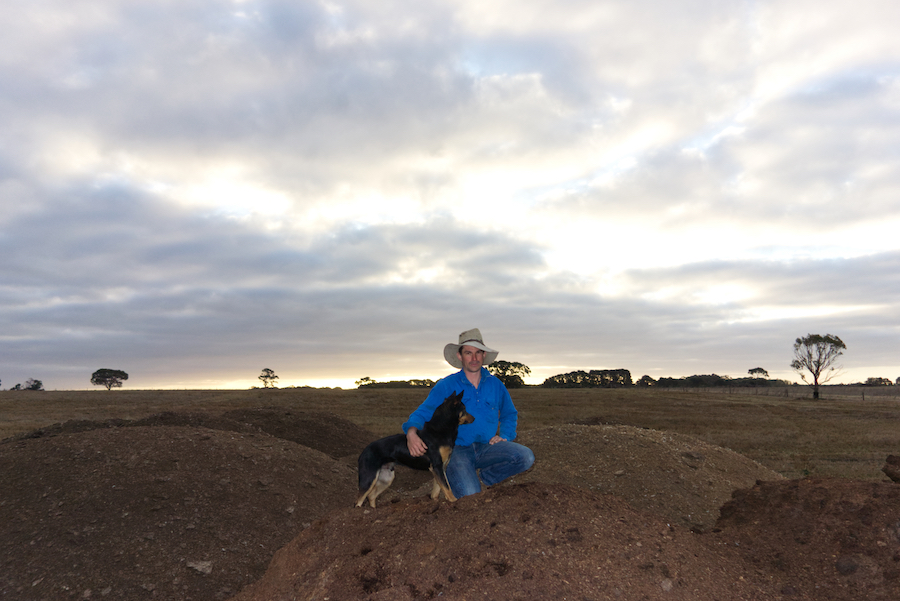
[
  {"xmin": 4, "ymin": 334, "xmax": 891, "ymax": 399},
  {"xmin": 542, "ymin": 369, "xmax": 632, "ymax": 388},
  {"xmin": 3, "ymin": 378, "xmax": 44, "ymax": 391},
  {"xmin": 1, "ymin": 369, "xmax": 130, "ymax": 392},
  {"xmin": 352, "ymin": 333, "xmax": 895, "ymax": 400}
]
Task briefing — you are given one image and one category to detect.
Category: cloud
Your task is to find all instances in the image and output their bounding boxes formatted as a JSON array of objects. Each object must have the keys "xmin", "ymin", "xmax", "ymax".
[{"xmin": 1, "ymin": 0, "xmax": 898, "ymax": 389}]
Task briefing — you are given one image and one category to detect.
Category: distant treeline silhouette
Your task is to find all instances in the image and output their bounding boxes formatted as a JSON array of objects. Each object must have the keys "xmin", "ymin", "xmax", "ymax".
[
  {"xmin": 354, "ymin": 369, "xmax": 801, "ymax": 390},
  {"xmin": 655, "ymin": 374, "xmax": 790, "ymax": 388},
  {"xmin": 356, "ymin": 378, "xmax": 435, "ymax": 389},
  {"xmin": 541, "ymin": 369, "xmax": 633, "ymax": 388}
]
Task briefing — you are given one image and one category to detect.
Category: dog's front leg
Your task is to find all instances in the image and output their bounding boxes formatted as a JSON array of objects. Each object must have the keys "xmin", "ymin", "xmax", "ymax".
[{"xmin": 428, "ymin": 464, "xmax": 457, "ymax": 502}]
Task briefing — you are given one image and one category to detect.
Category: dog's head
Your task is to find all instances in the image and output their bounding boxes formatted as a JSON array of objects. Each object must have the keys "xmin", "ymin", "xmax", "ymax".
[{"xmin": 445, "ymin": 391, "xmax": 474, "ymax": 425}]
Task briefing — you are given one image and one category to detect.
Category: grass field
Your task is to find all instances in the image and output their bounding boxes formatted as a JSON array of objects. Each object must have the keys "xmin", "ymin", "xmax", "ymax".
[{"xmin": 2, "ymin": 386, "xmax": 899, "ymax": 481}]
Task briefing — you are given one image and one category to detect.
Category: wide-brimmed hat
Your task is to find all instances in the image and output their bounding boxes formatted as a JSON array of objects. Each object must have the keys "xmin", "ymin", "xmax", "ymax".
[{"xmin": 444, "ymin": 328, "xmax": 499, "ymax": 368}]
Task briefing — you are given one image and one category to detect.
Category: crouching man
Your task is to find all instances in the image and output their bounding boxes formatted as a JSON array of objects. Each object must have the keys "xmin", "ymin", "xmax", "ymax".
[{"xmin": 403, "ymin": 328, "xmax": 535, "ymax": 498}]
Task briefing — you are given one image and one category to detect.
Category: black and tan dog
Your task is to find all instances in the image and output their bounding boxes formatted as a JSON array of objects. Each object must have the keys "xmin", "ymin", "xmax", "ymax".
[{"xmin": 356, "ymin": 391, "xmax": 474, "ymax": 508}]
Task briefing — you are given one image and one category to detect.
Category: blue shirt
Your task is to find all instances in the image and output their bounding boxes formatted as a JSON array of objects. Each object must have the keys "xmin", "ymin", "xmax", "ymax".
[{"xmin": 402, "ymin": 368, "xmax": 519, "ymax": 446}]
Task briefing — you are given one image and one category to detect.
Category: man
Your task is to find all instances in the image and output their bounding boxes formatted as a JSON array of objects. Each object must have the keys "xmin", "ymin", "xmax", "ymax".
[{"xmin": 403, "ymin": 328, "xmax": 535, "ymax": 498}]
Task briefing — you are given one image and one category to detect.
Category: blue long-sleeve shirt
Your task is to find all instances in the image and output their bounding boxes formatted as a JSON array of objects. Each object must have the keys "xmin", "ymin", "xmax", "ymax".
[{"xmin": 402, "ymin": 368, "xmax": 518, "ymax": 446}]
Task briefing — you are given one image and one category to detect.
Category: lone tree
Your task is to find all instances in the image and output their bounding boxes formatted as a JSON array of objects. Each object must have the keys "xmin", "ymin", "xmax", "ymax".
[
  {"xmin": 259, "ymin": 368, "xmax": 279, "ymax": 388},
  {"xmin": 24, "ymin": 378, "xmax": 44, "ymax": 391},
  {"xmin": 790, "ymin": 334, "xmax": 846, "ymax": 399},
  {"xmin": 748, "ymin": 367, "xmax": 769, "ymax": 378},
  {"xmin": 487, "ymin": 360, "xmax": 531, "ymax": 389},
  {"xmin": 91, "ymin": 369, "xmax": 129, "ymax": 390}
]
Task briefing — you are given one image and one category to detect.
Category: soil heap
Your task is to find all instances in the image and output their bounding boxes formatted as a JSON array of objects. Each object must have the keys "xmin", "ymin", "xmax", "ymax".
[{"xmin": 2, "ymin": 410, "xmax": 898, "ymax": 600}]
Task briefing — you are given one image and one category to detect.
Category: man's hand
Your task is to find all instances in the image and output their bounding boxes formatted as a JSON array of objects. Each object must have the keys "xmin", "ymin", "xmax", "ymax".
[
  {"xmin": 489, "ymin": 435, "xmax": 507, "ymax": 445},
  {"xmin": 407, "ymin": 428, "xmax": 427, "ymax": 457}
]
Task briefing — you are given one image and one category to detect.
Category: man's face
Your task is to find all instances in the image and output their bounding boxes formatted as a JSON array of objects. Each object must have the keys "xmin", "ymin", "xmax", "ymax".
[{"xmin": 458, "ymin": 345, "xmax": 485, "ymax": 374}]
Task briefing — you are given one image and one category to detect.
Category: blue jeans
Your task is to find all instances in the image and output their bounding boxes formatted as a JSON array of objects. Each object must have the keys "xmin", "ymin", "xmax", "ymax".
[{"xmin": 446, "ymin": 441, "xmax": 535, "ymax": 498}]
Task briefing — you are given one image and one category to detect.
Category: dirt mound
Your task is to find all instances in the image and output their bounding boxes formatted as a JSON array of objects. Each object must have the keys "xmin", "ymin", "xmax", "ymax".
[
  {"xmin": 716, "ymin": 478, "xmax": 900, "ymax": 600},
  {"xmin": 7, "ymin": 409, "xmax": 374, "ymax": 462},
  {"xmin": 6, "ymin": 412, "xmax": 262, "ymax": 441},
  {"xmin": 220, "ymin": 408, "xmax": 373, "ymax": 460},
  {"xmin": 514, "ymin": 424, "xmax": 784, "ymax": 531},
  {"xmin": 234, "ymin": 478, "xmax": 900, "ymax": 601},
  {"xmin": 0, "ymin": 425, "xmax": 356, "ymax": 601},
  {"xmin": 230, "ymin": 481, "xmax": 780, "ymax": 601},
  {"xmin": 2, "ymin": 410, "xmax": 898, "ymax": 601}
]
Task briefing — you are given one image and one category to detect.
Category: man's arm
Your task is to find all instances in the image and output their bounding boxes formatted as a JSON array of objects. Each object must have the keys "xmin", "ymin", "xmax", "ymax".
[
  {"xmin": 496, "ymin": 385, "xmax": 519, "ymax": 441},
  {"xmin": 403, "ymin": 379, "xmax": 453, "ymax": 456}
]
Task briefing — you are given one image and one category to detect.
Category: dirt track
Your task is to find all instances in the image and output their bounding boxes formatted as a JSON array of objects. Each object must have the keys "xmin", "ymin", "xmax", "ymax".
[{"xmin": 2, "ymin": 409, "xmax": 899, "ymax": 600}]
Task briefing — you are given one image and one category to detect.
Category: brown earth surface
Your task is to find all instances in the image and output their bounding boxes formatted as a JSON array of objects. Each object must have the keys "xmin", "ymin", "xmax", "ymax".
[{"xmin": 1, "ymin": 408, "xmax": 899, "ymax": 600}]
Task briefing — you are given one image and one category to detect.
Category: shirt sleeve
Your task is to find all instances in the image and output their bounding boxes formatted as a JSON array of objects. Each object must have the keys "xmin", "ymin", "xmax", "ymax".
[
  {"xmin": 496, "ymin": 381, "xmax": 519, "ymax": 441},
  {"xmin": 402, "ymin": 378, "xmax": 451, "ymax": 434}
]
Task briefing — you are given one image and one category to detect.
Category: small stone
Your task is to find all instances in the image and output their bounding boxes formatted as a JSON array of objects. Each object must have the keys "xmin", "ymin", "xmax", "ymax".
[
  {"xmin": 187, "ymin": 560, "xmax": 213, "ymax": 574},
  {"xmin": 419, "ymin": 541, "xmax": 436, "ymax": 555}
]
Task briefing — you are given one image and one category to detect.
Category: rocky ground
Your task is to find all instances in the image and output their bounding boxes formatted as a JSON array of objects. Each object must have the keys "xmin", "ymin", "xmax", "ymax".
[{"xmin": 1, "ymin": 408, "xmax": 899, "ymax": 600}]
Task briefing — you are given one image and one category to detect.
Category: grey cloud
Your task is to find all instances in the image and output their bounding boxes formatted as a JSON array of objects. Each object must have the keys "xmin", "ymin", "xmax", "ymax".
[
  {"xmin": 618, "ymin": 252, "xmax": 900, "ymax": 309},
  {"xmin": 0, "ymin": 179, "xmax": 558, "ymax": 386},
  {"xmin": 2, "ymin": 1, "xmax": 898, "ymax": 389},
  {"xmin": 535, "ymin": 64, "xmax": 900, "ymax": 231},
  {"xmin": 5, "ymin": 171, "xmax": 895, "ymax": 388},
  {"xmin": 3, "ymin": 1, "xmax": 469, "ymax": 155}
]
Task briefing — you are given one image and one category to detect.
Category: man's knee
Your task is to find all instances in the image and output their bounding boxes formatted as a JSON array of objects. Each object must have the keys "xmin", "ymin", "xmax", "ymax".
[
  {"xmin": 492, "ymin": 441, "xmax": 534, "ymax": 478},
  {"xmin": 513, "ymin": 444, "xmax": 535, "ymax": 473},
  {"xmin": 447, "ymin": 447, "xmax": 481, "ymax": 498},
  {"xmin": 447, "ymin": 468, "xmax": 482, "ymax": 497},
  {"xmin": 519, "ymin": 446, "xmax": 535, "ymax": 471}
]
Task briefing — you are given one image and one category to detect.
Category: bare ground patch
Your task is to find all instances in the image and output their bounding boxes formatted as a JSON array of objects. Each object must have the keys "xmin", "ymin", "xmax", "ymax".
[{"xmin": 2, "ymin": 410, "xmax": 899, "ymax": 600}]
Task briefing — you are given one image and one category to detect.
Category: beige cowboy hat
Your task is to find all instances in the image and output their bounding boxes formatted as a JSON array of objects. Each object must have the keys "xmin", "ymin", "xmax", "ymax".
[{"xmin": 444, "ymin": 328, "xmax": 499, "ymax": 368}]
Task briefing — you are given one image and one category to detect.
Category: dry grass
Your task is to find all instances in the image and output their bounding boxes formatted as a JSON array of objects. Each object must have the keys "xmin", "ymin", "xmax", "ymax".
[{"xmin": 2, "ymin": 386, "xmax": 899, "ymax": 481}]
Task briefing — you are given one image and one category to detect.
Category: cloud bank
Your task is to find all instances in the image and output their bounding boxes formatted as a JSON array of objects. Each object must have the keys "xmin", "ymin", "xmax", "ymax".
[{"xmin": 1, "ymin": 0, "xmax": 898, "ymax": 389}]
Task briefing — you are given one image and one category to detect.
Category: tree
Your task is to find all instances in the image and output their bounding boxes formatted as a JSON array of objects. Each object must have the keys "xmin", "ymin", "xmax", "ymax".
[
  {"xmin": 487, "ymin": 360, "xmax": 532, "ymax": 389},
  {"xmin": 748, "ymin": 367, "xmax": 769, "ymax": 378},
  {"xmin": 865, "ymin": 377, "xmax": 892, "ymax": 386},
  {"xmin": 259, "ymin": 368, "xmax": 279, "ymax": 388},
  {"xmin": 790, "ymin": 334, "xmax": 846, "ymax": 399},
  {"xmin": 636, "ymin": 375, "xmax": 656, "ymax": 387},
  {"xmin": 91, "ymin": 369, "xmax": 129, "ymax": 390},
  {"xmin": 24, "ymin": 378, "xmax": 44, "ymax": 391}
]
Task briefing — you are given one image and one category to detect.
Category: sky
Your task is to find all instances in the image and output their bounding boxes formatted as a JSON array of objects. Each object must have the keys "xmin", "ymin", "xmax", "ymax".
[{"xmin": 2, "ymin": 0, "xmax": 899, "ymax": 390}]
